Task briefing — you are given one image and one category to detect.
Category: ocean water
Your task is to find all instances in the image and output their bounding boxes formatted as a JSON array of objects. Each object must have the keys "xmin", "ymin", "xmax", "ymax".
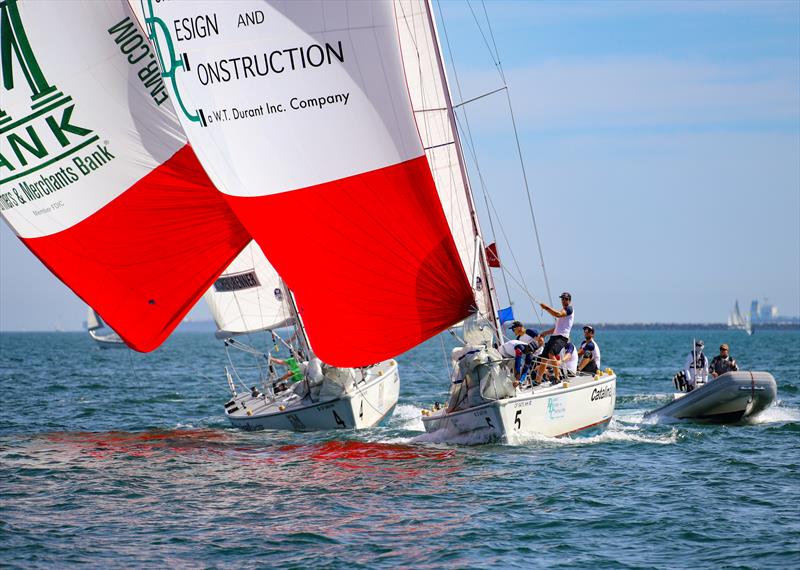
[{"xmin": 1, "ymin": 329, "xmax": 798, "ymax": 569}]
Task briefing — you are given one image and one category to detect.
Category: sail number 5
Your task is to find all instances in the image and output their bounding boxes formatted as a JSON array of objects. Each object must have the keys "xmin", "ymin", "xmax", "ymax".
[{"xmin": 514, "ymin": 409, "xmax": 522, "ymax": 430}]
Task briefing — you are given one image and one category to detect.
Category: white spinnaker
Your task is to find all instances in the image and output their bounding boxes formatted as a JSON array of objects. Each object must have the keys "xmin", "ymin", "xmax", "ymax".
[
  {"xmin": 395, "ymin": 0, "xmax": 495, "ymax": 321},
  {"xmin": 203, "ymin": 241, "xmax": 294, "ymax": 338}
]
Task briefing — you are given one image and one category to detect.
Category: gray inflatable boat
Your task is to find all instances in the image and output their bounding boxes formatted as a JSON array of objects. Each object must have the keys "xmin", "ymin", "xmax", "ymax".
[{"xmin": 644, "ymin": 371, "xmax": 777, "ymax": 423}]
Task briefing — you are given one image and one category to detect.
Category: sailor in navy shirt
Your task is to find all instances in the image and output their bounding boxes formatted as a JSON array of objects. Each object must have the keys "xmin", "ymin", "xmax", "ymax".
[{"xmin": 578, "ymin": 325, "xmax": 601, "ymax": 375}]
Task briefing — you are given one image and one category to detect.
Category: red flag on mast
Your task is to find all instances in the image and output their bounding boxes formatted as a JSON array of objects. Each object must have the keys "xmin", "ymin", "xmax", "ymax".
[{"xmin": 486, "ymin": 243, "xmax": 501, "ymax": 268}]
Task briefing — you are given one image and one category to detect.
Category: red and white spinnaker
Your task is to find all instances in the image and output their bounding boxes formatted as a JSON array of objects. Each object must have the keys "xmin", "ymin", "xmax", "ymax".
[
  {"xmin": 142, "ymin": 0, "xmax": 476, "ymax": 365},
  {"xmin": 0, "ymin": 0, "xmax": 250, "ymax": 350}
]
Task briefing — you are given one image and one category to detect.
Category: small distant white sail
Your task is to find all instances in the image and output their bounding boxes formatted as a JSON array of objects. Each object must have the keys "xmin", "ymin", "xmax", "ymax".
[
  {"xmin": 728, "ymin": 300, "xmax": 752, "ymax": 335},
  {"xmin": 87, "ymin": 307, "xmax": 102, "ymax": 331}
]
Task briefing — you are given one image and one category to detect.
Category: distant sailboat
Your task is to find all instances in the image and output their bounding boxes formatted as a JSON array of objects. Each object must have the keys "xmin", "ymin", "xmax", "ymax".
[
  {"xmin": 87, "ymin": 308, "xmax": 126, "ymax": 348},
  {"xmin": 727, "ymin": 300, "xmax": 752, "ymax": 335}
]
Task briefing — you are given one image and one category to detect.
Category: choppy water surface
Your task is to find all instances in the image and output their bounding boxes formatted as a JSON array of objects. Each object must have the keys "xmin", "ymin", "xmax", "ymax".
[{"xmin": 1, "ymin": 330, "xmax": 798, "ymax": 568}]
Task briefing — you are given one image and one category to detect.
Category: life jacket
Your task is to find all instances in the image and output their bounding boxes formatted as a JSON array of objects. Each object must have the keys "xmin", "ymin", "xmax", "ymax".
[{"xmin": 688, "ymin": 352, "xmax": 707, "ymax": 369}]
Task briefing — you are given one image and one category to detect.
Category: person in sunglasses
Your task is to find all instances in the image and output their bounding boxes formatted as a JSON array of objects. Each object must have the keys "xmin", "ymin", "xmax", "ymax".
[{"xmin": 710, "ymin": 344, "xmax": 738, "ymax": 378}]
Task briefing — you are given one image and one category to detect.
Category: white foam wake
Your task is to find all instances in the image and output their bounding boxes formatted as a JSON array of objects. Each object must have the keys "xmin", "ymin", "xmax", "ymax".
[
  {"xmin": 391, "ymin": 404, "xmax": 425, "ymax": 432},
  {"xmin": 747, "ymin": 401, "xmax": 800, "ymax": 424}
]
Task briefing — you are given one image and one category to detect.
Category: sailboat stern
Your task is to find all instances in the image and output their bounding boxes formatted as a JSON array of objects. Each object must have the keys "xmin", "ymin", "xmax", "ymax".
[{"xmin": 225, "ymin": 360, "xmax": 400, "ymax": 432}]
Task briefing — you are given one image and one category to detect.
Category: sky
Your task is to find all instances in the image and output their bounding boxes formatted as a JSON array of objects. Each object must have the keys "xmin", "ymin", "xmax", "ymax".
[{"xmin": 1, "ymin": 0, "xmax": 799, "ymax": 331}]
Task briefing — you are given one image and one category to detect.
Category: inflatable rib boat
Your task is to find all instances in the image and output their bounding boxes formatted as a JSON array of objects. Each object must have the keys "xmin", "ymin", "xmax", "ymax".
[{"xmin": 644, "ymin": 371, "xmax": 776, "ymax": 423}]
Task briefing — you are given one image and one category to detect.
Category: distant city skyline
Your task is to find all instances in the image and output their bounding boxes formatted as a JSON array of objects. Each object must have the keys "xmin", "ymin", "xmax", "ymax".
[{"xmin": 2, "ymin": 0, "xmax": 799, "ymax": 332}]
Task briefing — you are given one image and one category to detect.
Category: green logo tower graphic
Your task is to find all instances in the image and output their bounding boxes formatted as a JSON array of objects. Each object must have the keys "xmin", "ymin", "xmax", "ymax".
[
  {"xmin": 0, "ymin": 0, "xmax": 65, "ymax": 128},
  {"xmin": 0, "ymin": 0, "xmax": 97, "ymax": 186}
]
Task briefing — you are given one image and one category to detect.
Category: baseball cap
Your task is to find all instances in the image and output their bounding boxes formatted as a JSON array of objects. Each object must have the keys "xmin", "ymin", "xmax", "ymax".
[
  {"xmin": 695, "ymin": 340, "xmax": 704, "ymax": 348},
  {"xmin": 559, "ymin": 292, "xmax": 571, "ymax": 300},
  {"xmin": 508, "ymin": 320, "xmax": 524, "ymax": 329},
  {"xmin": 583, "ymin": 325, "xmax": 594, "ymax": 333}
]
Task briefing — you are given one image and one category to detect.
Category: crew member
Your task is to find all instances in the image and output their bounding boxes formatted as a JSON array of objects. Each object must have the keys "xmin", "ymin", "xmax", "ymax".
[
  {"xmin": 560, "ymin": 341, "xmax": 579, "ymax": 378},
  {"xmin": 533, "ymin": 292, "xmax": 574, "ymax": 385},
  {"xmin": 710, "ymin": 344, "xmax": 738, "ymax": 378},
  {"xmin": 683, "ymin": 340, "xmax": 709, "ymax": 391},
  {"xmin": 499, "ymin": 339, "xmax": 535, "ymax": 387},
  {"xmin": 578, "ymin": 325, "xmax": 601, "ymax": 375}
]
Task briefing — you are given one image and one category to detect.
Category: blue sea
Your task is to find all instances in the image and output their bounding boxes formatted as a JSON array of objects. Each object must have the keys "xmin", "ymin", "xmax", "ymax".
[{"xmin": 1, "ymin": 329, "xmax": 798, "ymax": 569}]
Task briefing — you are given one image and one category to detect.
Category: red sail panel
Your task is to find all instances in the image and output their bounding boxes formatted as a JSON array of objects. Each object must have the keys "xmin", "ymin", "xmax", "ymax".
[
  {"xmin": 227, "ymin": 156, "xmax": 475, "ymax": 366},
  {"xmin": 20, "ymin": 145, "xmax": 250, "ymax": 352}
]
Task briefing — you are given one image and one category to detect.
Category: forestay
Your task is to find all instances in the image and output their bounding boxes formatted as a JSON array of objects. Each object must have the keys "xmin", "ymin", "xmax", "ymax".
[
  {"xmin": 0, "ymin": 0, "xmax": 250, "ymax": 350},
  {"xmin": 203, "ymin": 240, "xmax": 294, "ymax": 338},
  {"xmin": 142, "ymin": 0, "xmax": 475, "ymax": 366}
]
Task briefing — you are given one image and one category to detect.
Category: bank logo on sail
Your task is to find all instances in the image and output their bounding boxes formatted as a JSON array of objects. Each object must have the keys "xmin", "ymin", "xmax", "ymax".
[{"xmin": 0, "ymin": 0, "xmax": 97, "ymax": 194}]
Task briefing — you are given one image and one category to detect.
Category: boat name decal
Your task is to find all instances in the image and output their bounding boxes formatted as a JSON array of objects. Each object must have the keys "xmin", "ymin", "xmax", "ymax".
[
  {"xmin": 591, "ymin": 386, "xmax": 614, "ymax": 401},
  {"xmin": 213, "ymin": 270, "xmax": 260, "ymax": 292}
]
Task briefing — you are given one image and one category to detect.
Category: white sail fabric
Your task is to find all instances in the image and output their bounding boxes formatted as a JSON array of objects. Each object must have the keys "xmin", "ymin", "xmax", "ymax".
[
  {"xmin": 137, "ymin": 0, "xmax": 422, "ymax": 197},
  {"xmin": 86, "ymin": 307, "xmax": 102, "ymax": 331},
  {"xmin": 395, "ymin": 0, "xmax": 494, "ymax": 321},
  {"xmin": 203, "ymin": 241, "xmax": 294, "ymax": 337}
]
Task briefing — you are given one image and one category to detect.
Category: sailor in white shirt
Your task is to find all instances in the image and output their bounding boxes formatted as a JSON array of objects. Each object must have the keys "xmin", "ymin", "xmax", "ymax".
[
  {"xmin": 559, "ymin": 342, "xmax": 579, "ymax": 378},
  {"xmin": 533, "ymin": 292, "xmax": 574, "ymax": 384},
  {"xmin": 683, "ymin": 340, "xmax": 709, "ymax": 390}
]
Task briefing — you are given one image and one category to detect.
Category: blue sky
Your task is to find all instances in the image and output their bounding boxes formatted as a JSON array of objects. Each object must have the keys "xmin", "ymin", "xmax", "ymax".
[{"xmin": 1, "ymin": 0, "xmax": 798, "ymax": 330}]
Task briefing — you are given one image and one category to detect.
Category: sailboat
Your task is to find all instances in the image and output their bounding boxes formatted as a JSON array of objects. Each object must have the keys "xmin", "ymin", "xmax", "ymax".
[
  {"xmin": 727, "ymin": 300, "xmax": 752, "ymax": 335},
  {"xmin": 393, "ymin": 0, "xmax": 617, "ymax": 441},
  {"xmin": 87, "ymin": 307, "xmax": 126, "ymax": 348},
  {"xmin": 205, "ymin": 242, "xmax": 399, "ymax": 431}
]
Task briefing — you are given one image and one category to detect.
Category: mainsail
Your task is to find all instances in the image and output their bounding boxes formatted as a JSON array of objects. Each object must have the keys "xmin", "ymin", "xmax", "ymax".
[
  {"xmin": 395, "ymin": 0, "xmax": 498, "ymax": 327},
  {"xmin": 0, "ymin": 0, "xmax": 250, "ymax": 350},
  {"xmin": 142, "ymin": 0, "xmax": 475, "ymax": 366},
  {"xmin": 203, "ymin": 240, "xmax": 295, "ymax": 338}
]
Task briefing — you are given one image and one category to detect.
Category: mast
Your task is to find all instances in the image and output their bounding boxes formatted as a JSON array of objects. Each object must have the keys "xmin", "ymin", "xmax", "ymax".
[{"xmin": 421, "ymin": 0, "xmax": 502, "ymax": 336}]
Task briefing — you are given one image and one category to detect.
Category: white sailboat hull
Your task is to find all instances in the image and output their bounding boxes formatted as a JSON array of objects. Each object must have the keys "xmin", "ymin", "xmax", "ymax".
[
  {"xmin": 225, "ymin": 360, "xmax": 400, "ymax": 431},
  {"xmin": 89, "ymin": 329, "xmax": 126, "ymax": 348},
  {"xmin": 422, "ymin": 372, "xmax": 616, "ymax": 441}
]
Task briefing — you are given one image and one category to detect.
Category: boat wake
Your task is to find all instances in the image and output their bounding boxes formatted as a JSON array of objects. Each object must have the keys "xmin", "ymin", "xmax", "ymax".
[
  {"xmin": 746, "ymin": 401, "xmax": 800, "ymax": 424},
  {"xmin": 390, "ymin": 404, "xmax": 425, "ymax": 432},
  {"xmin": 505, "ymin": 418, "xmax": 679, "ymax": 447}
]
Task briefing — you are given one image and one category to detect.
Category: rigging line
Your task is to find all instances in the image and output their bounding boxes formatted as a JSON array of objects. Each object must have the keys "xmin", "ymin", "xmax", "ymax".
[
  {"xmin": 480, "ymin": 0, "xmax": 505, "ymax": 83},
  {"xmin": 465, "ymin": 0, "xmax": 504, "ymax": 82},
  {"xmin": 471, "ymin": 156, "xmax": 545, "ymax": 322},
  {"xmin": 504, "ymin": 87, "xmax": 553, "ymax": 306},
  {"xmin": 451, "ymin": 110, "xmax": 515, "ymax": 309},
  {"xmin": 435, "ymin": 0, "xmax": 512, "ymax": 310},
  {"xmin": 453, "ymin": 86, "xmax": 507, "ymax": 109},
  {"xmin": 440, "ymin": 334, "xmax": 452, "ymax": 378},
  {"xmin": 405, "ymin": 354, "xmax": 449, "ymax": 385},
  {"xmin": 476, "ymin": 0, "xmax": 553, "ymax": 305}
]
